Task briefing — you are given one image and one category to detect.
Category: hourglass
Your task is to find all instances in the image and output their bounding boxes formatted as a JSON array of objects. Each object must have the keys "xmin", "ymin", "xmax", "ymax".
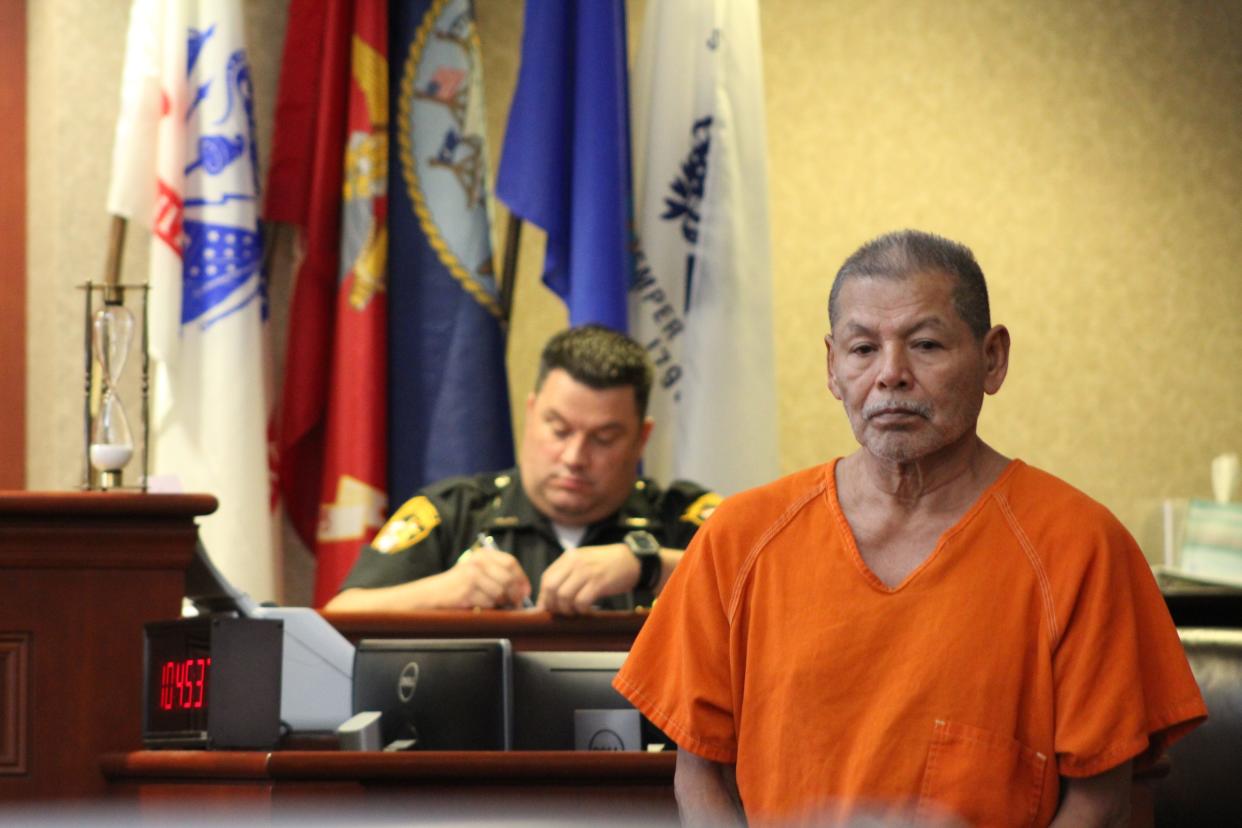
[
  {"xmin": 90, "ymin": 294, "xmax": 134, "ymax": 487},
  {"xmin": 81, "ymin": 280, "xmax": 149, "ymax": 491}
]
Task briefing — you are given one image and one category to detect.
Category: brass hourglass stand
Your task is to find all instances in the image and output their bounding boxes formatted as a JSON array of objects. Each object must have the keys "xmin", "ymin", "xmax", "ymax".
[{"xmin": 79, "ymin": 280, "xmax": 150, "ymax": 491}]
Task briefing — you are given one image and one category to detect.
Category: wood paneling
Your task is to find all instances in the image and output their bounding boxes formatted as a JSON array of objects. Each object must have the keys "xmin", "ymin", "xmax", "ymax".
[
  {"xmin": 0, "ymin": 493, "xmax": 215, "ymax": 800},
  {"xmin": 0, "ymin": 633, "xmax": 30, "ymax": 775}
]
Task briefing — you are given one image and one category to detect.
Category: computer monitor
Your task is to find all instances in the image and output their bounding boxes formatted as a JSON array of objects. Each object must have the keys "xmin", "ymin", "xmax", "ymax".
[
  {"xmin": 512, "ymin": 650, "xmax": 669, "ymax": 750},
  {"xmin": 353, "ymin": 639, "xmax": 513, "ymax": 750}
]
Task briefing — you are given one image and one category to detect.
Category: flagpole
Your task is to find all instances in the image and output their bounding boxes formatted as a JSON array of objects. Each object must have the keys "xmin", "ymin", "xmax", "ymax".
[
  {"xmin": 103, "ymin": 214, "xmax": 128, "ymax": 304},
  {"xmin": 499, "ymin": 211, "xmax": 522, "ymax": 347},
  {"xmin": 260, "ymin": 219, "xmax": 280, "ymax": 280}
]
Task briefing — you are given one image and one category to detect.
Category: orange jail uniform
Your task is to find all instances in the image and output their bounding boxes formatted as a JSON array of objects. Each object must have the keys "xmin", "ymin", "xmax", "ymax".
[{"xmin": 615, "ymin": 459, "xmax": 1206, "ymax": 827}]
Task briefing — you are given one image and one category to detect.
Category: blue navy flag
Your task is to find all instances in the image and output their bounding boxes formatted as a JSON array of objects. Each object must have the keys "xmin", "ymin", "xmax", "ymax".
[
  {"xmin": 387, "ymin": 0, "xmax": 514, "ymax": 504},
  {"xmin": 495, "ymin": 0, "xmax": 632, "ymax": 330}
]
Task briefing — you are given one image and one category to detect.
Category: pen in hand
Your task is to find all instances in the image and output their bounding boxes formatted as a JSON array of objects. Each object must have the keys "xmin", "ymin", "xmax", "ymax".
[{"xmin": 472, "ymin": 533, "xmax": 535, "ymax": 609}]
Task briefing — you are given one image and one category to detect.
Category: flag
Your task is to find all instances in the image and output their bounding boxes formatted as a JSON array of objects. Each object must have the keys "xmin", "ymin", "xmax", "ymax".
[
  {"xmin": 264, "ymin": 0, "xmax": 350, "ymax": 565},
  {"xmin": 495, "ymin": 0, "xmax": 632, "ymax": 330},
  {"xmin": 266, "ymin": 0, "xmax": 389, "ymax": 605},
  {"xmin": 108, "ymin": 0, "xmax": 279, "ymax": 600},
  {"xmin": 629, "ymin": 0, "xmax": 779, "ymax": 494},
  {"xmin": 387, "ymin": 0, "xmax": 513, "ymax": 506}
]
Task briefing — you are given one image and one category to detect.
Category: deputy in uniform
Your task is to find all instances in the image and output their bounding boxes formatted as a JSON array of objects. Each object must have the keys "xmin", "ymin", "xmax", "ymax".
[{"xmin": 325, "ymin": 325, "xmax": 720, "ymax": 615}]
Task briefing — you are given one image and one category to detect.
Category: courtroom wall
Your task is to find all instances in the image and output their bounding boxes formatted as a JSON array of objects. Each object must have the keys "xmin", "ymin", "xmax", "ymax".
[
  {"xmin": 27, "ymin": 1, "xmax": 1242, "ymax": 604},
  {"xmin": 757, "ymin": 0, "xmax": 1242, "ymax": 563}
]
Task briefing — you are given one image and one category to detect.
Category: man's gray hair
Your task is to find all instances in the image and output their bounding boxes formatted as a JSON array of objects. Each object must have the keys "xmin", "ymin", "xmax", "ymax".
[{"xmin": 828, "ymin": 229, "xmax": 992, "ymax": 339}]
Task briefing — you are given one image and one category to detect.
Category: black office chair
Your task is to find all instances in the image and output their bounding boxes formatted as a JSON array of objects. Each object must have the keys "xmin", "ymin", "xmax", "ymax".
[{"xmin": 1152, "ymin": 628, "xmax": 1242, "ymax": 826}]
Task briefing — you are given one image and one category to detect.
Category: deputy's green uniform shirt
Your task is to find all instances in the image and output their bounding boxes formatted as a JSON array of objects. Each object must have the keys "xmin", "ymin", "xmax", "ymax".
[{"xmin": 341, "ymin": 468, "xmax": 720, "ymax": 609}]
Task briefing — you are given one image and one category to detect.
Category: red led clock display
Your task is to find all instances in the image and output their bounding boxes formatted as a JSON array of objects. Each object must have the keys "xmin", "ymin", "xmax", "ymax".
[
  {"xmin": 144, "ymin": 620, "xmax": 214, "ymax": 740},
  {"xmin": 159, "ymin": 657, "xmax": 211, "ymax": 711}
]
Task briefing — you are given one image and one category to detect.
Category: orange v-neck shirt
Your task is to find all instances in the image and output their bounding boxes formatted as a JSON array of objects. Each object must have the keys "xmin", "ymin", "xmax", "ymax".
[{"xmin": 616, "ymin": 459, "xmax": 1205, "ymax": 826}]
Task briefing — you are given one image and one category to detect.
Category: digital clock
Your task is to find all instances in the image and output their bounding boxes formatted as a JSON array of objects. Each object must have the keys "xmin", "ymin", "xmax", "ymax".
[
  {"xmin": 142, "ymin": 616, "xmax": 283, "ymax": 749},
  {"xmin": 157, "ymin": 655, "xmax": 211, "ymax": 712}
]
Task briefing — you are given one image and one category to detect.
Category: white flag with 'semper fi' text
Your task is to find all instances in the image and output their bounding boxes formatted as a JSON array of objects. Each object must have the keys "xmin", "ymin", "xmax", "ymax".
[{"xmin": 629, "ymin": 0, "xmax": 779, "ymax": 494}]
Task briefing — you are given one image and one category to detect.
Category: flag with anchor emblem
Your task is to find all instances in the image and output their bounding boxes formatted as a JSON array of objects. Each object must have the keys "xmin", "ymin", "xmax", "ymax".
[{"xmin": 386, "ymin": 0, "xmax": 514, "ymax": 508}]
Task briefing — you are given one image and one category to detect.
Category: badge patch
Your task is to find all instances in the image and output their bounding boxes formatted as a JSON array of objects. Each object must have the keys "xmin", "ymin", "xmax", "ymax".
[
  {"xmin": 371, "ymin": 496, "xmax": 441, "ymax": 553},
  {"xmin": 681, "ymin": 492, "xmax": 723, "ymax": 526}
]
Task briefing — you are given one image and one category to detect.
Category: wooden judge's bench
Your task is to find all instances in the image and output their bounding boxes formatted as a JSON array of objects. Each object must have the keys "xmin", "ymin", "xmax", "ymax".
[
  {"xmin": 98, "ymin": 613, "xmax": 677, "ymax": 822},
  {"xmin": 0, "ymin": 492, "xmax": 216, "ymax": 801},
  {"xmin": 0, "ymin": 492, "xmax": 674, "ymax": 821}
]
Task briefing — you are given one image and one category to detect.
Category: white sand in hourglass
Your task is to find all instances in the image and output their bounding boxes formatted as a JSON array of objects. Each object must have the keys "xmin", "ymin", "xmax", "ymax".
[{"xmin": 90, "ymin": 442, "xmax": 133, "ymax": 471}]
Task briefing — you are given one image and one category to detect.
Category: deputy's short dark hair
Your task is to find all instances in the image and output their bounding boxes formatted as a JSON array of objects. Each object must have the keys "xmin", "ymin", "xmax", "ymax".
[
  {"xmin": 535, "ymin": 325, "xmax": 653, "ymax": 418},
  {"xmin": 829, "ymin": 229, "xmax": 992, "ymax": 339}
]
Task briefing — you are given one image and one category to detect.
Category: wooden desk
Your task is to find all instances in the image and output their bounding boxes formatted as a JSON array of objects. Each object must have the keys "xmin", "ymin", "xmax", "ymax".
[
  {"xmin": 102, "ymin": 750, "xmax": 677, "ymax": 822},
  {"xmin": 0, "ymin": 492, "xmax": 215, "ymax": 800},
  {"xmin": 323, "ymin": 584, "xmax": 1242, "ymax": 651},
  {"xmin": 101, "ymin": 750, "xmax": 1159, "ymax": 826},
  {"xmin": 322, "ymin": 609, "xmax": 650, "ymax": 651}
]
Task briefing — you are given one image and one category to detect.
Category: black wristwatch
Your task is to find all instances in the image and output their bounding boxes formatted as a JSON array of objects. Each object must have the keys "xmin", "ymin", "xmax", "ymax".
[{"xmin": 624, "ymin": 530, "xmax": 662, "ymax": 592}]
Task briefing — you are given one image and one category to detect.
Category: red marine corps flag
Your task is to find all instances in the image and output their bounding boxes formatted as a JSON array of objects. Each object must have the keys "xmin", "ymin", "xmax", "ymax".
[{"xmin": 266, "ymin": 0, "xmax": 389, "ymax": 605}]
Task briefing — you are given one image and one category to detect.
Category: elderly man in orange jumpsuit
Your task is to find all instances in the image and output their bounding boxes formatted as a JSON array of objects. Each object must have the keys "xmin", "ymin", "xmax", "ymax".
[{"xmin": 616, "ymin": 229, "xmax": 1205, "ymax": 827}]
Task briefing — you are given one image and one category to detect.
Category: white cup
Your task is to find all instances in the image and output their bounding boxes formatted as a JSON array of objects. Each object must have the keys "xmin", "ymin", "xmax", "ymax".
[{"xmin": 1211, "ymin": 453, "xmax": 1239, "ymax": 504}]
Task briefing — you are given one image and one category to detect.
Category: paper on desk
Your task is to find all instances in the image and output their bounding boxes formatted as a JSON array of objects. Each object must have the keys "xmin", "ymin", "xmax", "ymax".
[{"xmin": 1178, "ymin": 499, "xmax": 1242, "ymax": 587}]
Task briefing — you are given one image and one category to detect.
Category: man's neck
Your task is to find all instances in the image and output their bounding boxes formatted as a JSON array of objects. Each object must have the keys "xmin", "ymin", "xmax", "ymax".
[{"xmin": 841, "ymin": 434, "xmax": 1009, "ymax": 513}]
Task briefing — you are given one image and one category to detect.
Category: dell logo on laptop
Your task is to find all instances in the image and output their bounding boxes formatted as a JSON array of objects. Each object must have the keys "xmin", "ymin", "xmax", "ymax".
[
  {"xmin": 587, "ymin": 729, "xmax": 626, "ymax": 751},
  {"xmin": 397, "ymin": 661, "xmax": 420, "ymax": 702}
]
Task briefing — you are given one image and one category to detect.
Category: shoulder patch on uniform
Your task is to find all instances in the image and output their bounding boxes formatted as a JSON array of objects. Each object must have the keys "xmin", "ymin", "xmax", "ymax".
[
  {"xmin": 681, "ymin": 492, "xmax": 723, "ymax": 526},
  {"xmin": 371, "ymin": 496, "xmax": 441, "ymax": 554}
]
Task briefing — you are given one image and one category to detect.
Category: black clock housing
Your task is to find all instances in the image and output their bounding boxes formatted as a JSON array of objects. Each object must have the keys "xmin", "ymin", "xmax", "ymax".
[{"xmin": 142, "ymin": 616, "xmax": 283, "ymax": 749}]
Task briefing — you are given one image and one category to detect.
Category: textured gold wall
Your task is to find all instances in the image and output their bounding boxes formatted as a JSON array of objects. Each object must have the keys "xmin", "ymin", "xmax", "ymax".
[
  {"xmin": 27, "ymin": 1, "xmax": 1242, "ymax": 603},
  {"xmin": 756, "ymin": 0, "xmax": 1242, "ymax": 559}
]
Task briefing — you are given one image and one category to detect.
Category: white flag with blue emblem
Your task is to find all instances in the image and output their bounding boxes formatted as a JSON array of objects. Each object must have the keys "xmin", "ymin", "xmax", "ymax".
[
  {"xmin": 629, "ymin": 0, "xmax": 779, "ymax": 494},
  {"xmin": 108, "ymin": 0, "xmax": 279, "ymax": 601}
]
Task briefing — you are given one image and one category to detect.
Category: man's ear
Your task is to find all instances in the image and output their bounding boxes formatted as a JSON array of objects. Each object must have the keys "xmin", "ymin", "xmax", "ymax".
[
  {"xmin": 982, "ymin": 325, "xmax": 1010, "ymax": 395},
  {"xmin": 825, "ymin": 334, "xmax": 843, "ymax": 400},
  {"xmin": 638, "ymin": 417, "xmax": 654, "ymax": 451}
]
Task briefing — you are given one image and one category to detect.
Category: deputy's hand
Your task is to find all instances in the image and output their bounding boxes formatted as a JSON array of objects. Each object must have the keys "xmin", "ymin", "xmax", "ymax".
[
  {"xmin": 537, "ymin": 543, "xmax": 641, "ymax": 615},
  {"xmin": 435, "ymin": 547, "xmax": 531, "ymax": 610}
]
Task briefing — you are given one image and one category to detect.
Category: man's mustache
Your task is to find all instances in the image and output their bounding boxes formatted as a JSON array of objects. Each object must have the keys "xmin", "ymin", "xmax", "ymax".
[{"xmin": 863, "ymin": 400, "xmax": 932, "ymax": 420}]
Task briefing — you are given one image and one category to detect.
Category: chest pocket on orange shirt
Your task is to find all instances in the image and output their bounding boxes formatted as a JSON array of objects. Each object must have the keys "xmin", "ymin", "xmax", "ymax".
[{"xmin": 917, "ymin": 719, "xmax": 1049, "ymax": 828}]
